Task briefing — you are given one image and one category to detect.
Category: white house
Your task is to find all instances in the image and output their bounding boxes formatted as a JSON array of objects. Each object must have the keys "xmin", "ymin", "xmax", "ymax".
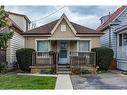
[
  {"xmin": 0, "ymin": 11, "xmax": 31, "ymax": 68},
  {"xmin": 96, "ymin": 6, "xmax": 127, "ymax": 70}
]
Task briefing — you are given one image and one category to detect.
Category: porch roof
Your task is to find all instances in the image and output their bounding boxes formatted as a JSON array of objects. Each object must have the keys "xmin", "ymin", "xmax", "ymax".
[
  {"xmin": 48, "ymin": 37, "xmax": 80, "ymax": 40},
  {"xmin": 115, "ymin": 25, "xmax": 127, "ymax": 33}
]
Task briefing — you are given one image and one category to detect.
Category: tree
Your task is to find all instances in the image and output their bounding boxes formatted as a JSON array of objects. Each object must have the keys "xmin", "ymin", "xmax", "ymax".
[{"xmin": 0, "ymin": 7, "xmax": 14, "ymax": 49}]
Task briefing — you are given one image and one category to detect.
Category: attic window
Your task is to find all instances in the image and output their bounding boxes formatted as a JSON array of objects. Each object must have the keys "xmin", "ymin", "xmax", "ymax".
[{"xmin": 61, "ymin": 25, "xmax": 66, "ymax": 32}]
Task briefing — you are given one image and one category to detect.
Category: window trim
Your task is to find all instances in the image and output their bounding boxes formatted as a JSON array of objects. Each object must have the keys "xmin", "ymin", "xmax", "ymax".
[
  {"xmin": 78, "ymin": 39, "xmax": 91, "ymax": 52},
  {"xmin": 119, "ymin": 34, "xmax": 122, "ymax": 47},
  {"xmin": 61, "ymin": 25, "xmax": 66, "ymax": 32},
  {"xmin": 123, "ymin": 33, "xmax": 127, "ymax": 46},
  {"xmin": 35, "ymin": 39, "xmax": 49, "ymax": 52}
]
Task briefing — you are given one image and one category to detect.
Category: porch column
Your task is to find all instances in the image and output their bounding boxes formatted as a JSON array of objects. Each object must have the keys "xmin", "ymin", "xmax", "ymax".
[{"xmin": 77, "ymin": 40, "xmax": 79, "ymax": 52}]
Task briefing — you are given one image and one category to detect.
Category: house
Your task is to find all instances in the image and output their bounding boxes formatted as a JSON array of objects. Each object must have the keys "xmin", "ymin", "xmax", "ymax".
[
  {"xmin": 22, "ymin": 14, "xmax": 103, "ymax": 73},
  {"xmin": 96, "ymin": 6, "xmax": 127, "ymax": 70},
  {"xmin": 115, "ymin": 25, "xmax": 127, "ymax": 70},
  {"xmin": 0, "ymin": 11, "xmax": 31, "ymax": 68}
]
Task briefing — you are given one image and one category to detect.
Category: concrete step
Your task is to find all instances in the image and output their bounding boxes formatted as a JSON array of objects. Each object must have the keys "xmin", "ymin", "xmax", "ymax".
[
  {"xmin": 57, "ymin": 71, "xmax": 71, "ymax": 74},
  {"xmin": 58, "ymin": 68, "xmax": 70, "ymax": 71},
  {"xmin": 57, "ymin": 65, "xmax": 70, "ymax": 68}
]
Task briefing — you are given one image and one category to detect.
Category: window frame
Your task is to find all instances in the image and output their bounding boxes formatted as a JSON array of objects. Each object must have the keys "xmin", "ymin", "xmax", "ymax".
[
  {"xmin": 123, "ymin": 33, "xmax": 127, "ymax": 46},
  {"xmin": 119, "ymin": 34, "xmax": 122, "ymax": 46},
  {"xmin": 78, "ymin": 40, "xmax": 91, "ymax": 52},
  {"xmin": 61, "ymin": 25, "xmax": 66, "ymax": 32},
  {"xmin": 35, "ymin": 39, "xmax": 50, "ymax": 58}
]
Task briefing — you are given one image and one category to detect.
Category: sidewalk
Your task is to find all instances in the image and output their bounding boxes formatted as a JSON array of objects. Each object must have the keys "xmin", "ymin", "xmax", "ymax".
[{"xmin": 55, "ymin": 74, "xmax": 73, "ymax": 89}]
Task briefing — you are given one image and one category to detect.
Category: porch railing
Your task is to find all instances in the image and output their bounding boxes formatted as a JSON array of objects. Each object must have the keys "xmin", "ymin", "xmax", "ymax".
[
  {"xmin": 32, "ymin": 51, "xmax": 59, "ymax": 70},
  {"xmin": 70, "ymin": 52, "xmax": 96, "ymax": 68}
]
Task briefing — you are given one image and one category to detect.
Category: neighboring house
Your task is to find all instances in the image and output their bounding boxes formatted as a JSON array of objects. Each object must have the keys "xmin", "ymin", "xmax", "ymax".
[
  {"xmin": 8, "ymin": 12, "xmax": 31, "ymax": 32},
  {"xmin": 0, "ymin": 12, "xmax": 31, "ymax": 68},
  {"xmin": 22, "ymin": 14, "xmax": 103, "ymax": 67},
  {"xmin": 96, "ymin": 6, "xmax": 127, "ymax": 70},
  {"xmin": 115, "ymin": 25, "xmax": 127, "ymax": 70}
]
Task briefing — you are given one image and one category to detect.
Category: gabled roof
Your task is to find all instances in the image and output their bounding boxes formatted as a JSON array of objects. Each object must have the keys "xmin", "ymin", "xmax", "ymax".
[
  {"xmin": 8, "ymin": 11, "xmax": 31, "ymax": 23},
  {"xmin": 23, "ymin": 19, "xmax": 59, "ymax": 35},
  {"xmin": 96, "ymin": 6, "xmax": 127, "ymax": 32},
  {"xmin": 0, "ymin": 17, "xmax": 24, "ymax": 34},
  {"xmin": 23, "ymin": 14, "xmax": 102, "ymax": 35}
]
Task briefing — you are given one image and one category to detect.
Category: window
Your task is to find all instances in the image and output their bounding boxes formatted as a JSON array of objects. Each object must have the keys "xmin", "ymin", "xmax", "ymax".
[
  {"xmin": 123, "ymin": 33, "xmax": 127, "ymax": 45},
  {"xmin": 119, "ymin": 34, "xmax": 122, "ymax": 46},
  {"xmin": 37, "ymin": 40, "xmax": 48, "ymax": 52},
  {"xmin": 79, "ymin": 41, "xmax": 90, "ymax": 52},
  {"xmin": 61, "ymin": 25, "xmax": 66, "ymax": 32}
]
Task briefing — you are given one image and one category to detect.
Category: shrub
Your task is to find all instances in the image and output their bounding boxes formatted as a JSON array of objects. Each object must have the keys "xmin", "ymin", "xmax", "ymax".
[
  {"xmin": 91, "ymin": 47, "xmax": 114, "ymax": 71},
  {"xmin": 16, "ymin": 48, "xmax": 35, "ymax": 72},
  {"xmin": 72, "ymin": 68, "xmax": 81, "ymax": 75},
  {"xmin": 0, "ymin": 62, "xmax": 7, "ymax": 73},
  {"xmin": 80, "ymin": 69, "xmax": 91, "ymax": 75}
]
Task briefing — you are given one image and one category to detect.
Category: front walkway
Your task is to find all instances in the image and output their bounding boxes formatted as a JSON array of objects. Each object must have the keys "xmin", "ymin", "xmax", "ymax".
[{"xmin": 55, "ymin": 74, "xmax": 73, "ymax": 89}]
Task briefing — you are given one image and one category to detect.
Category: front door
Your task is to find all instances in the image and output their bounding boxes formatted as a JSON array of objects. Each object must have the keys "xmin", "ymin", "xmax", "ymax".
[{"xmin": 59, "ymin": 41, "xmax": 68, "ymax": 64}]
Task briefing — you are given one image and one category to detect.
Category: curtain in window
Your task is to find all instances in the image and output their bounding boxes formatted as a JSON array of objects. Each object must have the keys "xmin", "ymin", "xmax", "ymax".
[
  {"xmin": 79, "ymin": 41, "xmax": 90, "ymax": 51},
  {"xmin": 37, "ymin": 41, "xmax": 48, "ymax": 52}
]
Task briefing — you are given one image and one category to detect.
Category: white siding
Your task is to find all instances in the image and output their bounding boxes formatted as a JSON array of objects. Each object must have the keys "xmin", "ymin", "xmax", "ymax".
[
  {"xmin": 117, "ymin": 8, "xmax": 127, "ymax": 27},
  {"xmin": 8, "ymin": 30, "xmax": 24, "ymax": 67},
  {"xmin": 9, "ymin": 14, "xmax": 28, "ymax": 32},
  {"xmin": 111, "ymin": 27, "xmax": 117, "ymax": 57},
  {"xmin": 100, "ymin": 29, "xmax": 110, "ymax": 47}
]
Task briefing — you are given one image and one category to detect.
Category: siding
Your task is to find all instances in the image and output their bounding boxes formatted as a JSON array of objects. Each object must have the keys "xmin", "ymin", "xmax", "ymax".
[
  {"xmin": 9, "ymin": 14, "xmax": 28, "ymax": 32},
  {"xmin": 100, "ymin": 29, "xmax": 110, "ymax": 48},
  {"xmin": 117, "ymin": 8, "xmax": 127, "ymax": 27},
  {"xmin": 8, "ymin": 30, "xmax": 24, "ymax": 67},
  {"xmin": 52, "ymin": 19, "xmax": 76, "ymax": 38}
]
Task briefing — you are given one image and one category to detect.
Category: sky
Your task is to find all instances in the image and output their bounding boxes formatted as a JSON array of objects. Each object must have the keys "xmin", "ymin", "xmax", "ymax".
[{"xmin": 5, "ymin": 6, "xmax": 119, "ymax": 29}]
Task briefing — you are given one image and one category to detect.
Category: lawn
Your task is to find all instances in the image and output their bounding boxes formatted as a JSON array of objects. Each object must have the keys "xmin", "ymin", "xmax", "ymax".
[{"xmin": 0, "ymin": 75, "xmax": 56, "ymax": 89}]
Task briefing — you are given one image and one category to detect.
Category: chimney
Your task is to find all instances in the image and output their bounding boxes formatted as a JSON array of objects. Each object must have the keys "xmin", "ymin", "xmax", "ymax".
[{"xmin": 100, "ymin": 12, "xmax": 111, "ymax": 24}]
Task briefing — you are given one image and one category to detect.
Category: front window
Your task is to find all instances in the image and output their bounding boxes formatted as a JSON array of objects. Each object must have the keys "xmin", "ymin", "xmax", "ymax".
[
  {"xmin": 37, "ymin": 40, "xmax": 49, "ymax": 57},
  {"xmin": 123, "ymin": 33, "xmax": 127, "ymax": 45},
  {"xmin": 119, "ymin": 34, "xmax": 122, "ymax": 46},
  {"xmin": 79, "ymin": 41, "xmax": 90, "ymax": 52}
]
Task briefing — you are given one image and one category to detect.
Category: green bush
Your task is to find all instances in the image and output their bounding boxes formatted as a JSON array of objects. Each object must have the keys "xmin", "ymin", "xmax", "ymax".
[
  {"xmin": 16, "ymin": 48, "xmax": 35, "ymax": 72},
  {"xmin": 0, "ymin": 63, "xmax": 7, "ymax": 73},
  {"xmin": 80, "ymin": 69, "xmax": 91, "ymax": 75},
  {"xmin": 91, "ymin": 47, "xmax": 114, "ymax": 71}
]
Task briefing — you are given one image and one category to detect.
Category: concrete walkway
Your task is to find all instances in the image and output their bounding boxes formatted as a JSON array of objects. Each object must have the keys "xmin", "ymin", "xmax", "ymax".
[{"xmin": 55, "ymin": 74, "xmax": 73, "ymax": 89}]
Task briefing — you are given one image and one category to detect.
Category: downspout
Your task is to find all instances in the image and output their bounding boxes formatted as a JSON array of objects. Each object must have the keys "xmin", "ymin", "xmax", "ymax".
[{"xmin": 109, "ymin": 12, "xmax": 112, "ymax": 48}]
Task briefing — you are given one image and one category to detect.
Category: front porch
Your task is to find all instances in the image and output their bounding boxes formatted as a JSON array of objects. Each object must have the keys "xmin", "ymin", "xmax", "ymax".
[{"xmin": 30, "ymin": 51, "xmax": 96, "ymax": 74}]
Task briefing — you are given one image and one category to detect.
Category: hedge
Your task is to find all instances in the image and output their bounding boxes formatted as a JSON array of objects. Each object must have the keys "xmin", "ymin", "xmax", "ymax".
[
  {"xmin": 91, "ymin": 47, "xmax": 114, "ymax": 71},
  {"xmin": 16, "ymin": 48, "xmax": 35, "ymax": 72}
]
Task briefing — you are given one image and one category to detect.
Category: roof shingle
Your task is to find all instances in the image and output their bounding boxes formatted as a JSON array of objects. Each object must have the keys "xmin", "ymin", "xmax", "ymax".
[{"xmin": 23, "ymin": 19, "xmax": 102, "ymax": 35}]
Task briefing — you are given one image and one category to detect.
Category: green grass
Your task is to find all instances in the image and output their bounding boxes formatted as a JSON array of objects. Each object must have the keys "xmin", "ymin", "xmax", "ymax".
[{"xmin": 0, "ymin": 75, "xmax": 56, "ymax": 89}]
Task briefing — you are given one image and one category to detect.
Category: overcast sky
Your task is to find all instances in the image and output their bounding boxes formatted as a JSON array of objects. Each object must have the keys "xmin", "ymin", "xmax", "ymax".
[{"xmin": 5, "ymin": 6, "xmax": 119, "ymax": 29}]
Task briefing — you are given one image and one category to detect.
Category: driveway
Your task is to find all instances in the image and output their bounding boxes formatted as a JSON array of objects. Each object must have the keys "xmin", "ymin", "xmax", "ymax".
[{"xmin": 71, "ymin": 73, "xmax": 127, "ymax": 89}]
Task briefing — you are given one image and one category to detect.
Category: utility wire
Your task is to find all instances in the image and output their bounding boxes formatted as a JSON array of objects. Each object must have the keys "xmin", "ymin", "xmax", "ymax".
[{"xmin": 32, "ymin": 6, "xmax": 65, "ymax": 23}]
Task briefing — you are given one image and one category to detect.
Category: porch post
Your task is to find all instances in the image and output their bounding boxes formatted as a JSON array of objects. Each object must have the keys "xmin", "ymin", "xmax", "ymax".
[{"xmin": 77, "ymin": 40, "xmax": 79, "ymax": 52}]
